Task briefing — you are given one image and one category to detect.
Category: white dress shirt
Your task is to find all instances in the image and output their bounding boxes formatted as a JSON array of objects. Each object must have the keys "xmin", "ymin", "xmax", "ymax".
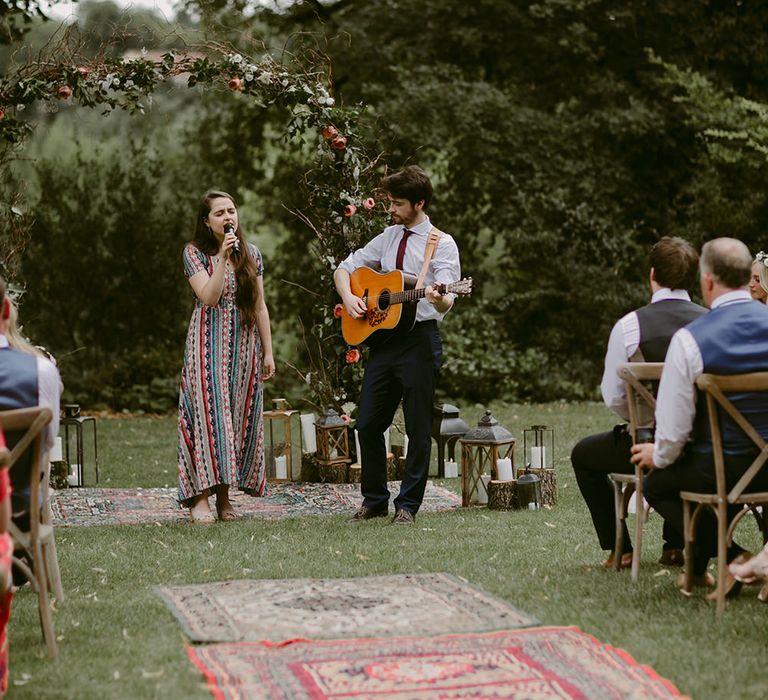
[
  {"xmin": 601, "ymin": 288, "xmax": 693, "ymax": 421},
  {"xmin": 652, "ymin": 290, "xmax": 753, "ymax": 468},
  {"xmin": 337, "ymin": 216, "xmax": 461, "ymax": 322},
  {"xmin": 0, "ymin": 334, "xmax": 61, "ymax": 447}
]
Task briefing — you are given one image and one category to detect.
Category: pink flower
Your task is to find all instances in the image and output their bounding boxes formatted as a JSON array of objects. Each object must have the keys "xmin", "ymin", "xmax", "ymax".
[
  {"xmin": 0, "ymin": 109, "xmax": 4, "ymax": 120},
  {"xmin": 77, "ymin": 67, "xmax": 90, "ymax": 79},
  {"xmin": 333, "ymin": 304, "xmax": 343, "ymax": 318},
  {"xmin": 343, "ymin": 204, "xmax": 357, "ymax": 217},
  {"xmin": 228, "ymin": 77, "xmax": 243, "ymax": 91},
  {"xmin": 330, "ymin": 135, "xmax": 347, "ymax": 150},
  {"xmin": 346, "ymin": 348, "xmax": 361, "ymax": 364},
  {"xmin": 322, "ymin": 125, "xmax": 338, "ymax": 140},
  {"xmin": 56, "ymin": 85, "xmax": 72, "ymax": 100},
  {"xmin": 363, "ymin": 197, "xmax": 375, "ymax": 210},
  {"xmin": 340, "ymin": 414, "xmax": 352, "ymax": 424}
]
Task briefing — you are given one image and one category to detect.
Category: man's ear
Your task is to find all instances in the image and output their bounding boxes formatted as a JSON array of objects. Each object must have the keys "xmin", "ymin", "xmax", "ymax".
[{"xmin": 414, "ymin": 199, "xmax": 425, "ymax": 213}]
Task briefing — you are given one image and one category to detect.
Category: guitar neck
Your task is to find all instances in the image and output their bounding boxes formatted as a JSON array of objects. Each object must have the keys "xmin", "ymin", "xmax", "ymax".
[{"xmin": 386, "ymin": 287, "xmax": 430, "ymax": 306}]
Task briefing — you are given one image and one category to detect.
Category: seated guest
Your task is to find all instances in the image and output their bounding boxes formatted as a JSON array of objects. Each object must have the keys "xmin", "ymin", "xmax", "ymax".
[
  {"xmin": 0, "ymin": 430, "xmax": 11, "ymax": 696},
  {"xmin": 571, "ymin": 237, "xmax": 706, "ymax": 568},
  {"xmin": 749, "ymin": 251, "xmax": 768, "ymax": 303},
  {"xmin": 632, "ymin": 238, "xmax": 768, "ymax": 599},
  {"xmin": 0, "ymin": 278, "xmax": 61, "ymax": 532}
]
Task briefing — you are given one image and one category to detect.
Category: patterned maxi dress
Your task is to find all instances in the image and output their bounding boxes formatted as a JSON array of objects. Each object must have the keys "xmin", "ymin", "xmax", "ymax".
[{"xmin": 177, "ymin": 242, "xmax": 266, "ymax": 504}]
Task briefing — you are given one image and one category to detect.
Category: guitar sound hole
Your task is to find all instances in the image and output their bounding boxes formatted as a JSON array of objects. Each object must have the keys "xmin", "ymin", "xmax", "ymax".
[{"xmin": 378, "ymin": 290, "xmax": 390, "ymax": 310}]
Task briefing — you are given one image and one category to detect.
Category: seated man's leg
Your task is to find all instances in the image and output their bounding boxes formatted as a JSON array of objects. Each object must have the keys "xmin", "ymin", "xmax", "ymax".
[
  {"xmin": 644, "ymin": 455, "xmax": 714, "ymax": 575},
  {"xmin": 571, "ymin": 425, "xmax": 633, "ymax": 554}
]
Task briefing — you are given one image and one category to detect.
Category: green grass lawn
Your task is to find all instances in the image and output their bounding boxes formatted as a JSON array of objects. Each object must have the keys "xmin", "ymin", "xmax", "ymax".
[{"xmin": 9, "ymin": 402, "xmax": 768, "ymax": 699}]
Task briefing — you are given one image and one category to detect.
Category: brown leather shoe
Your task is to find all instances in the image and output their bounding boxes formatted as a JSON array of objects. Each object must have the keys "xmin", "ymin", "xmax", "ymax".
[
  {"xmin": 391, "ymin": 509, "xmax": 415, "ymax": 525},
  {"xmin": 601, "ymin": 551, "xmax": 632, "ymax": 569},
  {"xmin": 676, "ymin": 571, "xmax": 715, "ymax": 595},
  {"xmin": 704, "ymin": 552, "xmax": 751, "ymax": 601},
  {"xmin": 350, "ymin": 505, "xmax": 388, "ymax": 522},
  {"xmin": 658, "ymin": 549, "xmax": 685, "ymax": 566}
]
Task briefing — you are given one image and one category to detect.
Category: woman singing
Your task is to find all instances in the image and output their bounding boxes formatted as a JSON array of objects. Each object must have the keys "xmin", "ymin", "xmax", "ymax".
[{"xmin": 177, "ymin": 191, "xmax": 275, "ymax": 522}]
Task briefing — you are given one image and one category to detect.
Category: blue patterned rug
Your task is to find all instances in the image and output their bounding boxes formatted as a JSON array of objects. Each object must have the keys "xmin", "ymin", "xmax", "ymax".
[{"xmin": 49, "ymin": 481, "xmax": 461, "ymax": 526}]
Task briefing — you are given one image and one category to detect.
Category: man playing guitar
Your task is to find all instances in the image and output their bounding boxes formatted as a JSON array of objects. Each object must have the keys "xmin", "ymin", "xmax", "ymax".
[{"xmin": 334, "ymin": 165, "xmax": 461, "ymax": 524}]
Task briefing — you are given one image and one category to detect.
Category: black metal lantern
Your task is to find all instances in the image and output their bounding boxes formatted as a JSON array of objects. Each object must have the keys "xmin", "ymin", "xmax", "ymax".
[
  {"xmin": 431, "ymin": 403, "xmax": 470, "ymax": 477},
  {"xmin": 314, "ymin": 407, "xmax": 351, "ymax": 467},
  {"xmin": 460, "ymin": 410, "xmax": 515, "ymax": 507},
  {"xmin": 517, "ymin": 469, "xmax": 543, "ymax": 510},
  {"xmin": 60, "ymin": 404, "xmax": 99, "ymax": 487},
  {"xmin": 523, "ymin": 424, "xmax": 554, "ymax": 470}
]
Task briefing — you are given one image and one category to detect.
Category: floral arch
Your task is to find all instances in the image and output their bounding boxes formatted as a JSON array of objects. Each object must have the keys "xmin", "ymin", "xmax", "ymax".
[{"xmin": 0, "ymin": 42, "xmax": 385, "ymax": 413}]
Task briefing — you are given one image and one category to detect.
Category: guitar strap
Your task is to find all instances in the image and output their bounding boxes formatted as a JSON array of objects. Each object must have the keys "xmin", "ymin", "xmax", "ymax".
[{"xmin": 415, "ymin": 226, "xmax": 443, "ymax": 289}]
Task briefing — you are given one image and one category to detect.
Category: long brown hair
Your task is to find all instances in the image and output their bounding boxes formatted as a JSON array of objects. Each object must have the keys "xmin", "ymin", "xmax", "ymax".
[{"xmin": 192, "ymin": 190, "xmax": 260, "ymax": 328}]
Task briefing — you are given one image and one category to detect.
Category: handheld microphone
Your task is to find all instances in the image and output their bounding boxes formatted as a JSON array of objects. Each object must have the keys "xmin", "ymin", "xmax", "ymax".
[{"xmin": 223, "ymin": 223, "xmax": 240, "ymax": 256}]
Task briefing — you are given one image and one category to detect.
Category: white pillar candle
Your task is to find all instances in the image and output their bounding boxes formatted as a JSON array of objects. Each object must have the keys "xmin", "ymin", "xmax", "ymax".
[
  {"xmin": 354, "ymin": 428, "xmax": 362, "ymax": 465},
  {"xmin": 384, "ymin": 426, "xmax": 391, "ymax": 455},
  {"xmin": 477, "ymin": 474, "xmax": 490, "ymax": 504},
  {"xmin": 496, "ymin": 458, "xmax": 513, "ymax": 481},
  {"xmin": 275, "ymin": 455, "xmax": 288, "ymax": 479},
  {"xmin": 68, "ymin": 464, "xmax": 80, "ymax": 487},
  {"xmin": 444, "ymin": 461, "xmax": 459, "ymax": 478},
  {"xmin": 49, "ymin": 437, "xmax": 63, "ymax": 462},
  {"xmin": 300, "ymin": 414, "xmax": 317, "ymax": 453},
  {"xmin": 531, "ymin": 446, "xmax": 546, "ymax": 469},
  {"xmin": 403, "ymin": 434, "xmax": 409, "ymax": 457}
]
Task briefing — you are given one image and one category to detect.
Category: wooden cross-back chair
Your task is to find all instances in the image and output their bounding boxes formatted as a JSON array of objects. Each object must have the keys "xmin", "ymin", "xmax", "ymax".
[
  {"xmin": 609, "ymin": 362, "xmax": 664, "ymax": 581},
  {"xmin": 0, "ymin": 406, "xmax": 62, "ymax": 658},
  {"xmin": 680, "ymin": 373, "xmax": 768, "ymax": 613}
]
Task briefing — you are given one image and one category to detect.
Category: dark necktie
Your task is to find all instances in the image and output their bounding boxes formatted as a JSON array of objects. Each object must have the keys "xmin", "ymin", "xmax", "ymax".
[{"xmin": 395, "ymin": 229, "xmax": 413, "ymax": 270}]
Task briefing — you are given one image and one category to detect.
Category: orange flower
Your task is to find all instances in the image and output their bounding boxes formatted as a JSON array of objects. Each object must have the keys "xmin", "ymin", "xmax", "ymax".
[
  {"xmin": 322, "ymin": 125, "xmax": 338, "ymax": 140},
  {"xmin": 333, "ymin": 304, "xmax": 344, "ymax": 318},
  {"xmin": 345, "ymin": 348, "xmax": 361, "ymax": 364}
]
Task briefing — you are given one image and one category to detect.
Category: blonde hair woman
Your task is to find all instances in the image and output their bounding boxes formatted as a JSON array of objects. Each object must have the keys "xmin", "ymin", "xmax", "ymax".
[{"xmin": 749, "ymin": 251, "xmax": 768, "ymax": 303}]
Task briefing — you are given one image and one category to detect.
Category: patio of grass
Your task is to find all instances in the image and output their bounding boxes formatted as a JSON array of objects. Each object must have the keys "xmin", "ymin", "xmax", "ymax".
[{"xmin": 8, "ymin": 402, "xmax": 768, "ymax": 699}]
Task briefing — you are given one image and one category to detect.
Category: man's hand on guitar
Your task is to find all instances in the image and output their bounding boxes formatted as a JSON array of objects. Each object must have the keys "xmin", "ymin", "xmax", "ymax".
[
  {"xmin": 425, "ymin": 285, "xmax": 453, "ymax": 313},
  {"xmin": 342, "ymin": 293, "xmax": 368, "ymax": 319}
]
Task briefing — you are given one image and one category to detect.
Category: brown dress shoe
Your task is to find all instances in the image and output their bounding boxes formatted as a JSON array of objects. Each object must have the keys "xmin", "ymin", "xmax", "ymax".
[
  {"xmin": 676, "ymin": 571, "xmax": 715, "ymax": 595},
  {"xmin": 350, "ymin": 505, "xmax": 388, "ymax": 522},
  {"xmin": 658, "ymin": 549, "xmax": 685, "ymax": 566},
  {"xmin": 601, "ymin": 551, "xmax": 632, "ymax": 569},
  {"xmin": 704, "ymin": 552, "xmax": 751, "ymax": 601},
  {"xmin": 391, "ymin": 509, "xmax": 415, "ymax": 525}
]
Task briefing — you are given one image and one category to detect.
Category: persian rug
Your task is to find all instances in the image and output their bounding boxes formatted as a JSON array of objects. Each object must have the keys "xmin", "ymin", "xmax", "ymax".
[
  {"xmin": 188, "ymin": 626, "xmax": 687, "ymax": 700},
  {"xmin": 155, "ymin": 573, "xmax": 538, "ymax": 642},
  {"xmin": 49, "ymin": 481, "xmax": 460, "ymax": 526}
]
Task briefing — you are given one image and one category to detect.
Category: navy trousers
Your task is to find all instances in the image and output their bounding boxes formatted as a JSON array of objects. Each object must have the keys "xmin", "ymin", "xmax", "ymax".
[
  {"xmin": 356, "ymin": 320, "xmax": 442, "ymax": 515},
  {"xmin": 571, "ymin": 425, "xmax": 683, "ymax": 553},
  {"xmin": 644, "ymin": 450, "xmax": 767, "ymax": 574}
]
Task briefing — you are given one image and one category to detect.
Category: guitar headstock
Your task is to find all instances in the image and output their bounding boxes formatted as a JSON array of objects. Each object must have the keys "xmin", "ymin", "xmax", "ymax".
[{"xmin": 438, "ymin": 278, "xmax": 473, "ymax": 297}]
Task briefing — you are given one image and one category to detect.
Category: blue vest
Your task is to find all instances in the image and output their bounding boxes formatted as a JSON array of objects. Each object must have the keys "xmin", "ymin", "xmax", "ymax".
[
  {"xmin": 0, "ymin": 346, "xmax": 39, "ymax": 510},
  {"xmin": 687, "ymin": 301, "xmax": 768, "ymax": 455}
]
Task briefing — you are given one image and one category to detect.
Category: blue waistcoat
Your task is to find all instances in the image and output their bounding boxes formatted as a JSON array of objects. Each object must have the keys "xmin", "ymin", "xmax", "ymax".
[
  {"xmin": 0, "ymin": 346, "xmax": 39, "ymax": 499},
  {"xmin": 687, "ymin": 301, "xmax": 768, "ymax": 455}
]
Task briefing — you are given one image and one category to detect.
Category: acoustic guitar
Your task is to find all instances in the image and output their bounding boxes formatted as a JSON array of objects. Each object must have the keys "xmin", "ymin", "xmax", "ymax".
[{"xmin": 341, "ymin": 266, "xmax": 473, "ymax": 346}]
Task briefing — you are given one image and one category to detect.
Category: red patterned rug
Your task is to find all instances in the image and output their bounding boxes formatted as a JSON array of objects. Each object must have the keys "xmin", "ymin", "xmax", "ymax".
[
  {"xmin": 188, "ymin": 627, "xmax": 687, "ymax": 699},
  {"xmin": 49, "ymin": 481, "xmax": 460, "ymax": 526}
]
